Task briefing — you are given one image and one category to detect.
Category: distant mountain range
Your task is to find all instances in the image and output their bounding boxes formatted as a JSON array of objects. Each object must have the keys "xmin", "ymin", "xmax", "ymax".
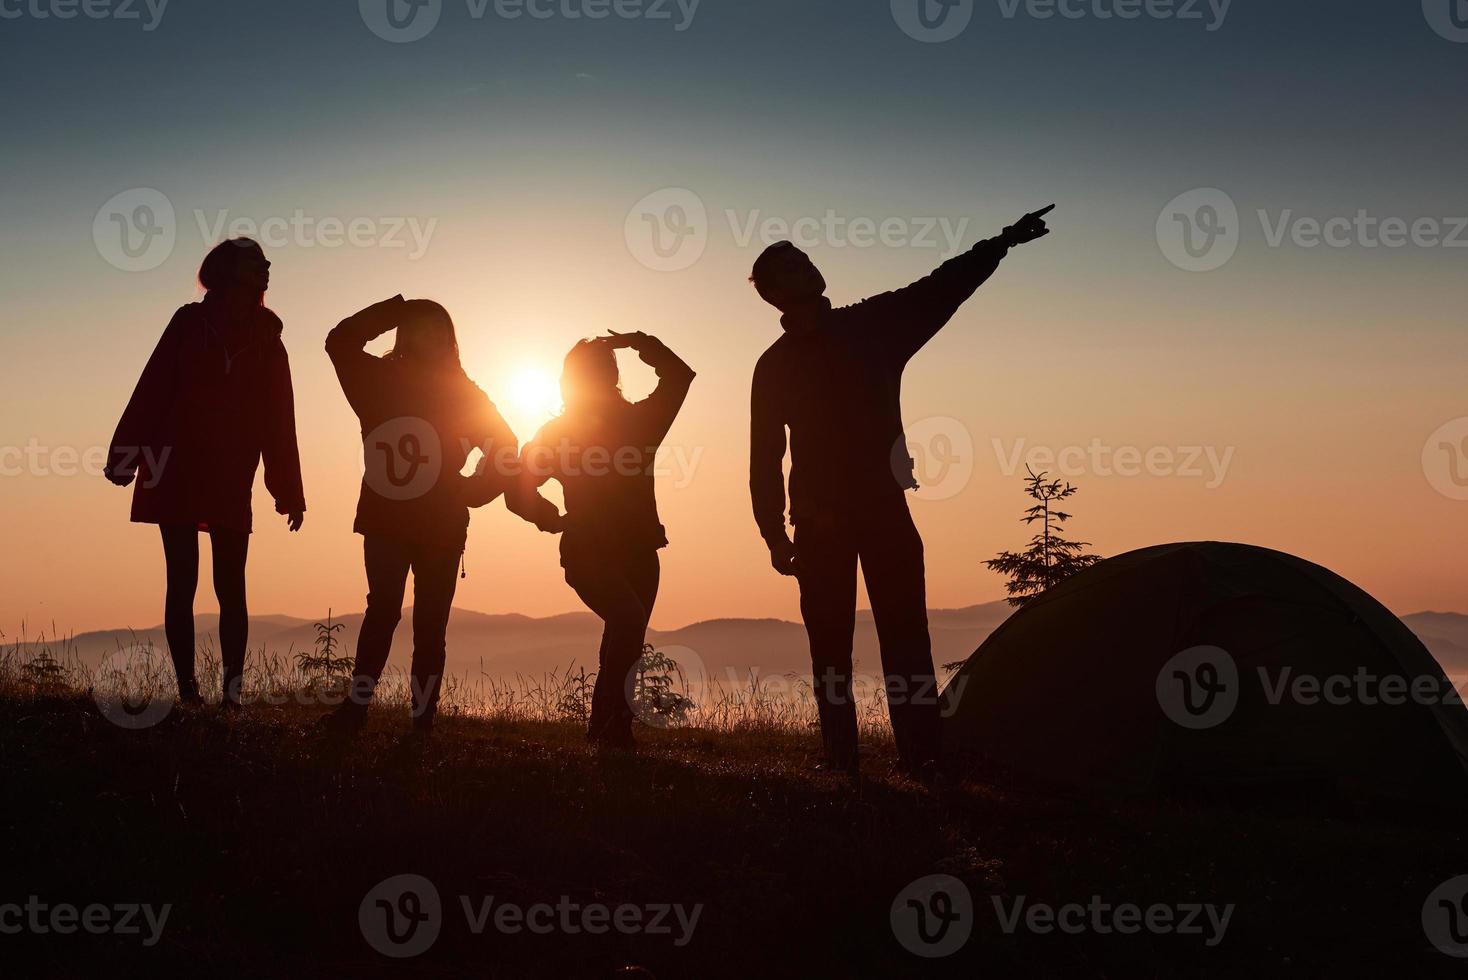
[{"xmin": 13, "ymin": 605, "xmax": 1468, "ymax": 682}]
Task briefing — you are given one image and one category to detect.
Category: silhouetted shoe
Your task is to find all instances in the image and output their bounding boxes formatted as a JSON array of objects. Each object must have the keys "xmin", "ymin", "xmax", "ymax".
[
  {"xmin": 177, "ymin": 678, "xmax": 203, "ymax": 708},
  {"xmin": 412, "ymin": 714, "xmax": 434, "ymax": 736}
]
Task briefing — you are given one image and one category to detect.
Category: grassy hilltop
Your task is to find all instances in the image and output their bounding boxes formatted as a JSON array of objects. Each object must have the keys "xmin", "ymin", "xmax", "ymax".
[{"xmin": 2, "ymin": 677, "xmax": 1467, "ymax": 978}]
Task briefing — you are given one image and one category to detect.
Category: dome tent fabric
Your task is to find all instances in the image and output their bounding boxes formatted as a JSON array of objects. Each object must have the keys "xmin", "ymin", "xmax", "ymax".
[{"xmin": 940, "ymin": 542, "xmax": 1468, "ymax": 801}]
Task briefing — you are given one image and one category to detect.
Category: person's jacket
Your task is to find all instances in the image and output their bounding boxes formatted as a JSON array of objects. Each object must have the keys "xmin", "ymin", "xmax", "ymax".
[
  {"xmin": 518, "ymin": 337, "xmax": 695, "ymax": 561},
  {"xmin": 327, "ymin": 296, "xmax": 517, "ymax": 552},
  {"xmin": 750, "ymin": 238, "xmax": 1008, "ymax": 545},
  {"xmin": 106, "ymin": 299, "xmax": 305, "ymax": 533}
]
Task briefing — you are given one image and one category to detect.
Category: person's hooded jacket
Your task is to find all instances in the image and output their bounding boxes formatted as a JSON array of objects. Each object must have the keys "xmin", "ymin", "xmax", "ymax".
[
  {"xmin": 326, "ymin": 295, "xmax": 518, "ymax": 552},
  {"xmin": 106, "ymin": 299, "xmax": 306, "ymax": 533}
]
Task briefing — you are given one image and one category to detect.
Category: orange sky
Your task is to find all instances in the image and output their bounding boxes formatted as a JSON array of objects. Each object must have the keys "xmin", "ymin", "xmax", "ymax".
[{"xmin": 3, "ymin": 195, "xmax": 1465, "ymax": 635}]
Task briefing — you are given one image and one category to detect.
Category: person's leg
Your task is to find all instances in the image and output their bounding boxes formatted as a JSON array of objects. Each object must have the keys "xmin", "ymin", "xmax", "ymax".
[
  {"xmin": 794, "ymin": 519, "xmax": 860, "ymax": 770},
  {"xmin": 860, "ymin": 499, "xmax": 941, "ymax": 771},
  {"xmin": 339, "ymin": 535, "xmax": 410, "ymax": 723},
  {"xmin": 159, "ymin": 525, "xmax": 201, "ymax": 703},
  {"xmin": 406, "ymin": 544, "xmax": 460, "ymax": 732},
  {"xmin": 613, "ymin": 550, "xmax": 661, "ymax": 740},
  {"xmin": 566, "ymin": 555, "xmax": 653, "ymax": 746},
  {"xmin": 208, "ymin": 528, "xmax": 250, "ymax": 708}
]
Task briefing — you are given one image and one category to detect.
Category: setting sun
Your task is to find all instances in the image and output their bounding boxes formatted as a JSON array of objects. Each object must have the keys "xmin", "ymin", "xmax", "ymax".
[{"xmin": 502, "ymin": 364, "xmax": 562, "ymax": 437}]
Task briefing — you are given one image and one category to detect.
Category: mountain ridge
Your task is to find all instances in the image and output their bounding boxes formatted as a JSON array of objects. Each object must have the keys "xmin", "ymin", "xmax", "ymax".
[{"xmin": 13, "ymin": 606, "xmax": 1468, "ymax": 680}]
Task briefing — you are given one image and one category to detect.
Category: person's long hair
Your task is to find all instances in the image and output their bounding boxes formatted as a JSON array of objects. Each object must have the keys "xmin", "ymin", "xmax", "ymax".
[
  {"xmin": 385, "ymin": 300, "xmax": 469, "ymax": 380},
  {"xmin": 198, "ymin": 237, "xmax": 267, "ymax": 308},
  {"xmin": 559, "ymin": 339, "xmax": 628, "ymax": 416}
]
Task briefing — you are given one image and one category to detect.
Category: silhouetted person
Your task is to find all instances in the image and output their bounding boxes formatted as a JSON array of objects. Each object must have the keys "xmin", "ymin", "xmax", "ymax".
[
  {"xmin": 324, "ymin": 295, "xmax": 521, "ymax": 734},
  {"xmin": 105, "ymin": 238, "xmax": 306, "ymax": 708},
  {"xmin": 511, "ymin": 332, "xmax": 695, "ymax": 749},
  {"xmin": 748, "ymin": 205, "xmax": 1054, "ymax": 774}
]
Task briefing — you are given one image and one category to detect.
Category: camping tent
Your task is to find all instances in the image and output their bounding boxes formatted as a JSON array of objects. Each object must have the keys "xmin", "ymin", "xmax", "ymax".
[{"xmin": 941, "ymin": 541, "xmax": 1468, "ymax": 801}]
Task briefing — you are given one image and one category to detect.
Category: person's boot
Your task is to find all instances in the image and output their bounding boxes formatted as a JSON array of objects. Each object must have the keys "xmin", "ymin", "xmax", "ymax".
[
  {"xmin": 219, "ymin": 664, "xmax": 245, "ymax": 712},
  {"xmin": 176, "ymin": 676, "xmax": 204, "ymax": 709},
  {"xmin": 587, "ymin": 717, "xmax": 636, "ymax": 752}
]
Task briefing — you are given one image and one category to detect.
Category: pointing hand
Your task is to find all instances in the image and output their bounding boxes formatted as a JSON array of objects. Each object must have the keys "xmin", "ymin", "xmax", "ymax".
[{"xmin": 1004, "ymin": 204, "xmax": 1054, "ymax": 247}]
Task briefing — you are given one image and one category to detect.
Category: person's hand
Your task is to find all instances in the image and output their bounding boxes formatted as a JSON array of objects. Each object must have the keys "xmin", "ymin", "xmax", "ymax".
[
  {"xmin": 1003, "ymin": 204, "xmax": 1054, "ymax": 247},
  {"xmin": 603, "ymin": 329, "xmax": 648, "ymax": 351},
  {"xmin": 287, "ymin": 511, "xmax": 305, "ymax": 532},
  {"xmin": 542, "ymin": 511, "xmax": 568, "ymax": 534},
  {"xmin": 769, "ymin": 537, "xmax": 800, "ymax": 577},
  {"xmin": 105, "ymin": 468, "xmax": 135, "ymax": 488}
]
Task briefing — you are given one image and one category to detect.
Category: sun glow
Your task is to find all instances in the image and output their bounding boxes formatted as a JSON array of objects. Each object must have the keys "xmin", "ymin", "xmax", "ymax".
[{"xmin": 502, "ymin": 365, "xmax": 562, "ymax": 437}]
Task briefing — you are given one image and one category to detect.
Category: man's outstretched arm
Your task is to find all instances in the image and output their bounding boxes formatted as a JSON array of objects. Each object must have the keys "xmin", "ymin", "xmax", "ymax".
[
  {"xmin": 750, "ymin": 358, "xmax": 798, "ymax": 576},
  {"xmin": 868, "ymin": 205, "xmax": 1054, "ymax": 362}
]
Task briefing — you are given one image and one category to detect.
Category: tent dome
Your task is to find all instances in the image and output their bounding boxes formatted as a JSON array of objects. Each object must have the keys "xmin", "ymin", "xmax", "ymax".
[{"xmin": 941, "ymin": 541, "xmax": 1468, "ymax": 801}]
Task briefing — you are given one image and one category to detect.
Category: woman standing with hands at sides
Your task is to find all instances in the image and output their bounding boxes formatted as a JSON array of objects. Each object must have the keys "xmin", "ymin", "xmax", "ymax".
[
  {"xmin": 105, "ymin": 238, "xmax": 306, "ymax": 710},
  {"xmin": 322, "ymin": 295, "xmax": 523, "ymax": 736},
  {"xmin": 511, "ymin": 331, "xmax": 696, "ymax": 750}
]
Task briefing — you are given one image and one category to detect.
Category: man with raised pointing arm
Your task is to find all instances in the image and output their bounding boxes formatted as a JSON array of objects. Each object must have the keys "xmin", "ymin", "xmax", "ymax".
[{"xmin": 747, "ymin": 205, "xmax": 1054, "ymax": 776}]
